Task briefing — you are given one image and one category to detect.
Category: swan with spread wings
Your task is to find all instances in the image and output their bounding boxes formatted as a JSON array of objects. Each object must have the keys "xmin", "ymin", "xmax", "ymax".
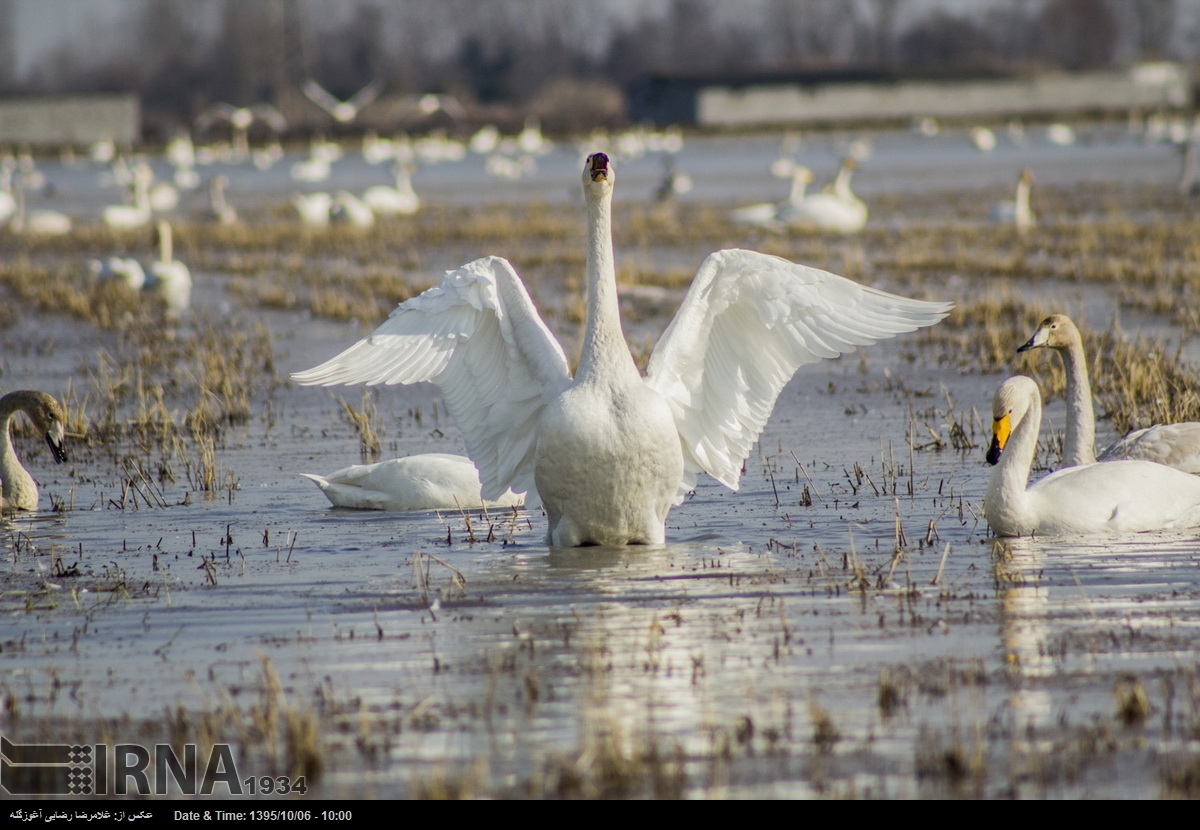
[{"xmin": 293, "ymin": 153, "xmax": 951, "ymax": 546}]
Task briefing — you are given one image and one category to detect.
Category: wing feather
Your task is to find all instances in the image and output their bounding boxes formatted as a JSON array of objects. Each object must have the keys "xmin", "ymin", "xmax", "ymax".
[
  {"xmin": 646, "ymin": 249, "xmax": 951, "ymax": 493},
  {"xmin": 292, "ymin": 257, "xmax": 571, "ymax": 501}
]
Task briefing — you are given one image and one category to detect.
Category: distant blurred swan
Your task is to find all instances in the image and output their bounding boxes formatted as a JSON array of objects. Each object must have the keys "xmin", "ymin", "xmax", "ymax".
[
  {"xmin": 145, "ymin": 220, "xmax": 191, "ymax": 315},
  {"xmin": 293, "ymin": 152, "xmax": 950, "ymax": 546},
  {"xmin": 1, "ymin": 390, "xmax": 68, "ymax": 511},
  {"xmin": 984, "ymin": 375, "xmax": 1200, "ymax": 536},
  {"xmin": 990, "ymin": 169, "xmax": 1035, "ymax": 233},
  {"xmin": 363, "ymin": 162, "xmax": 419, "ymax": 215},
  {"xmin": 777, "ymin": 157, "xmax": 867, "ymax": 233},
  {"xmin": 88, "ymin": 256, "xmax": 145, "ymax": 291},
  {"xmin": 302, "ymin": 453, "xmax": 524, "ymax": 511},
  {"xmin": 302, "ymin": 79, "xmax": 382, "ymax": 124},
  {"xmin": 1018, "ymin": 314, "xmax": 1200, "ymax": 472},
  {"xmin": 729, "ymin": 166, "xmax": 812, "ymax": 226}
]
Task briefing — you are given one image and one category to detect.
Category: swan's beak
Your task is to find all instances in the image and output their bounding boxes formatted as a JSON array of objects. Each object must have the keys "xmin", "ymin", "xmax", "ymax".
[
  {"xmin": 1016, "ymin": 328, "xmax": 1046, "ymax": 353},
  {"xmin": 588, "ymin": 152, "xmax": 610, "ymax": 182},
  {"xmin": 986, "ymin": 413, "xmax": 1011, "ymax": 465},
  {"xmin": 46, "ymin": 423, "xmax": 67, "ymax": 464}
]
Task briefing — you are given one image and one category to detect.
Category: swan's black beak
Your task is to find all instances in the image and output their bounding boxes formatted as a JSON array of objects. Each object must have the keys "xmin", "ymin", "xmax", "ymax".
[
  {"xmin": 1016, "ymin": 331, "xmax": 1043, "ymax": 353},
  {"xmin": 46, "ymin": 427, "xmax": 67, "ymax": 464},
  {"xmin": 588, "ymin": 152, "xmax": 610, "ymax": 182},
  {"xmin": 986, "ymin": 413, "xmax": 1011, "ymax": 465}
]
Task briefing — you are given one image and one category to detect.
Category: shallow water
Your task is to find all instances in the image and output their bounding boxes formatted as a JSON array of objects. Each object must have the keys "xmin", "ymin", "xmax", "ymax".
[{"xmin": 2, "ymin": 126, "xmax": 1199, "ymax": 799}]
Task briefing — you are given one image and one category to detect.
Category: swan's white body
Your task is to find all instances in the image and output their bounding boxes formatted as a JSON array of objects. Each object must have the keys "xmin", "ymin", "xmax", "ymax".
[
  {"xmin": 88, "ymin": 256, "xmax": 146, "ymax": 290},
  {"xmin": 290, "ymin": 155, "xmax": 331, "ymax": 184},
  {"xmin": 293, "ymin": 153, "xmax": 950, "ymax": 546},
  {"xmin": 990, "ymin": 169, "xmax": 1035, "ymax": 233},
  {"xmin": 103, "ymin": 165, "xmax": 152, "ymax": 229},
  {"xmin": 1018, "ymin": 313, "xmax": 1200, "ymax": 472},
  {"xmin": 1, "ymin": 390, "xmax": 68, "ymax": 511},
  {"xmin": 777, "ymin": 159, "xmax": 867, "ymax": 233},
  {"xmin": 363, "ymin": 163, "xmax": 419, "ymax": 215},
  {"xmin": 208, "ymin": 175, "xmax": 237, "ymax": 224},
  {"xmin": 302, "ymin": 453, "xmax": 523, "ymax": 511},
  {"xmin": 293, "ymin": 192, "xmax": 333, "ymax": 227},
  {"xmin": 332, "ymin": 191, "xmax": 375, "ymax": 227},
  {"xmin": 145, "ymin": 220, "xmax": 191, "ymax": 315},
  {"xmin": 11, "ymin": 180, "xmax": 71, "ymax": 235},
  {"xmin": 984, "ymin": 376, "xmax": 1200, "ymax": 536},
  {"xmin": 729, "ymin": 167, "xmax": 812, "ymax": 227}
]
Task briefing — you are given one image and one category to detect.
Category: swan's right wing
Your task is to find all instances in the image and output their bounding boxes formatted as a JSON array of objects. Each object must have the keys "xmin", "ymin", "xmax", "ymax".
[
  {"xmin": 645, "ymin": 249, "xmax": 952, "ymax": 494},
  {"xmin": 301, "ymin": 81, "xmax": 340, "ymax": 115},
  {"xmin": 292, "ymin": 257, "xmax": 571, "ymax": 501}
]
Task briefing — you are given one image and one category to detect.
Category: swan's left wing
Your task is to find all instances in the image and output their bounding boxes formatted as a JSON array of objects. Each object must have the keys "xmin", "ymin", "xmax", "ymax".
[
  {"xmin": 292, "ymin": 257, "xmax": 571, "ymax": 502},
  {"xmin": 645, "ymin": 249, "xmax": 951, "ymax": 493}
]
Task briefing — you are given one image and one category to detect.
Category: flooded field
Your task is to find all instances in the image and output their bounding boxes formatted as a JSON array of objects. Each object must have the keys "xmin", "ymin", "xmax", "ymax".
[{"xmin": 2, "ymin": 124, "xmax": 1200, "ymax": 799}]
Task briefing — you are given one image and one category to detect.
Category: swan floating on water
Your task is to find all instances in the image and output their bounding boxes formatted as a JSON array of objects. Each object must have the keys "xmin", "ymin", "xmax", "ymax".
[
  {"xmin": 1018, "ymin": 313, "xmax": 1200, "ymax": 472},
  {"xmin": 1, "ymin": 390, "xmax": 68, "ymax": 511},
  {"xmin": 990, "ymin": 169, "xmax": 1035, "ymax": 233},
  {"xmin": 144, "ymin": 220, "xmax": 191, "ymax": 316},
  {"xmin": 294, "ymin": 153, "xmax": 950, "ymax": 546},
  {"xmin": 363, "ymin": 162, "xmax": 419, "ymax": 216},
  {"xmin": 776, "ymin": 157, "xmax": 867, "ymax": 234},
  {"xmin": 984, "ymin": 375, "xmax": 1200, "ymax": 536},
  {"xmin": 302, "ymin": 453, "xmax": 524, "ymax": 511}
]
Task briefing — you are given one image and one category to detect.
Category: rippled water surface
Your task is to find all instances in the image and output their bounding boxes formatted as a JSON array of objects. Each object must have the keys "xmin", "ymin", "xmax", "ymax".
[{"xmin": 2, "ymin": 126, "xmax": 1199, "ymax": 799}]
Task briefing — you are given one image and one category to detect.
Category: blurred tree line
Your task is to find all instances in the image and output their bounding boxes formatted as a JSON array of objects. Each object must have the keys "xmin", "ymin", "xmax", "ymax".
[{"xmin": 4, "ymin": 0, "xmax": 1193, "ymax": 136}]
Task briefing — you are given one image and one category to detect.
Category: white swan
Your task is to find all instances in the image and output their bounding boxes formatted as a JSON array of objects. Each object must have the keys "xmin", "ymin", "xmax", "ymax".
[
  {"xmin": 332, "ymin": 190, "xmax": 375, "ymax": 228},
  {"xmin": 0, "ymin": 157, "xmax": 16, "ymax": 225},
  {"xmin": 777, "ymin": 158, "xmax": 867, "ymax": 234},
  {"xmin": 293, "ymin": 152, "xmax": 951, "ymax": 546},
  {"xmin": 144, "ymin": 220, "xmax": 191, "ymax": 316},
  {"xmin": 729, "ymin": 166, "xmax": 813, "ymax": 227},
  {"xmin": 293, "ymin": 192, "xmax": 333, "ymax": 227},
  {"xmin": 1018, "ymin": 313, "xmax": 1200, "ymax": 472},
  {"xmin": 102, "ymin": 164, "xmax": 152, "ymax": 229},
  {"xmin": 302, "ymin": 453, "xmax": 524, "ymax": 511},
  {"xmin": 302, "ymin": 79, "xmax": 382, "ymax": 125},
  {"xmin": 88, "ymin": 256, "xmax": 146, "ymax": 291},
  {"xmin": 363, "ymin": 162, "xmax": 419, "ymax": 216},
  {"xmin": 208, "ymin": 175, "xmax": 237, "ymax": 225},
  {"xmin": 11, "ymin": 176, "xmax": 71, "ymax": 235},
  {"xmin": 990, "ymin": 169, "xmax": 1035, "ymax": 233},
  {"xmin": 1, "ymin": 390, "xmax": 68, "ymax": 511},
  {"xmin": 196, "ymin": 103, "xmax": 287, "ymax": 161},
  {"xmin": 984, "ymin": 376, "xmax": 1200, "ymax": 536}
]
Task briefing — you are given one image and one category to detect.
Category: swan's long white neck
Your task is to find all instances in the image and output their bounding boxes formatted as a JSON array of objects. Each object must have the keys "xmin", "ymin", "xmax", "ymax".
[
  {"xmin": 1015, "ymin": 176, "xmax": 1033, "ymax": 229},
  {"xmin": 1057, "ymin": 335, "xmax": 1097, "ymax": 466},
  {"xmin": 575, "ymin": 182, "xmax": 636, "ymax": 383},
  {"xmin": 986, "ymin": 389, "xmax": 1041, "ymax": 527},
  {"xmin": 158, "ymin": 221, "xmax": 173, "ymax": 264},
  {"xmin": 0, "ymin": 394, "xmax": 37, "ymax": 508}
]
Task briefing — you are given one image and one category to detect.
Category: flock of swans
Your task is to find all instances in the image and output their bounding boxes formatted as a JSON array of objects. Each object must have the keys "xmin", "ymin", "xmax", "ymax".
[{"xmin": 6, "ymin": 130, "xmax": 1200, "ymax": 545}]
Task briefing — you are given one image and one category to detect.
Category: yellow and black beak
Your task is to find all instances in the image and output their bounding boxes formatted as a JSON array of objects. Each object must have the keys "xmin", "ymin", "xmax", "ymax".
[
  {"xmin": 588, "ymin": 152, "xmax": 610, "ymax": 182},
  {"xmin": 986, "ymin": 413, "xmax": 1011, "ymax": 465}
]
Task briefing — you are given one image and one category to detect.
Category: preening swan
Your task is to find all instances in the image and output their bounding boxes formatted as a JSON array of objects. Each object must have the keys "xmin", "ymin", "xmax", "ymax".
[
  {"xmin": 302, "ymin": 453, "xmax": 524, "ymax": 511},
  {"xmin": 1018, "ymin": 313, "xmax": 1200, "ymax": 472},
  {"xmin": 88, "ymin": 256, "xmax": 146, "ymax": 291},
  {"xmin": 293, "ymin": 153, "xmax": 951, "ymax": 546},
  {"xmin": 984, "ymin": 376, "xmax": 1200, "ymax": 536},
  {"xmin": 1, "ymin": 390, "xmax": 68, "ymax": 511}
]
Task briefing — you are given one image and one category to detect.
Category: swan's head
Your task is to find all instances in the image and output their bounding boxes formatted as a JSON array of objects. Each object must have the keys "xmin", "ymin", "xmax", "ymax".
[
  {"xmin": 987, "ymin": 376, "xmax": 1036, "ymax": 465},
  {"xmin": 584, "ymin": 152, "xmax": 613, "ymax": 189},
  {"xmin": 1017, "ymin": 313, "xmax": 1078, "ymax": 354},
  {"xmin": 14, "ymin": 391, "xmax": 68, "ymax": 464}
]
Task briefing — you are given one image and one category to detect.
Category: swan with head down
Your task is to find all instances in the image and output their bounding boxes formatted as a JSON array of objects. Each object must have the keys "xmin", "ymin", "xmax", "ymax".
[
  {"xmin": 293, "ymin": 153, "xmax": 951, "ymax": 546},
  {"xmin": 1, "ymin": 390, "xmax": 68, "ymax": 512}
]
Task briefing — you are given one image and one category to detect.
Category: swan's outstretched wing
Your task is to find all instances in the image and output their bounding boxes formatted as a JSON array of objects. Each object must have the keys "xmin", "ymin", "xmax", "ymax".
[
  {"xmin": 292, "ymin": 257, "xmax": 571, "ymax": 501},
  {"xmin": 302, "ymin": 81, "xmax": 341, "ymax": 115},
  {"xmin": 645, "ymin": 249, "xmax": 952, "ymax": 493}
]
